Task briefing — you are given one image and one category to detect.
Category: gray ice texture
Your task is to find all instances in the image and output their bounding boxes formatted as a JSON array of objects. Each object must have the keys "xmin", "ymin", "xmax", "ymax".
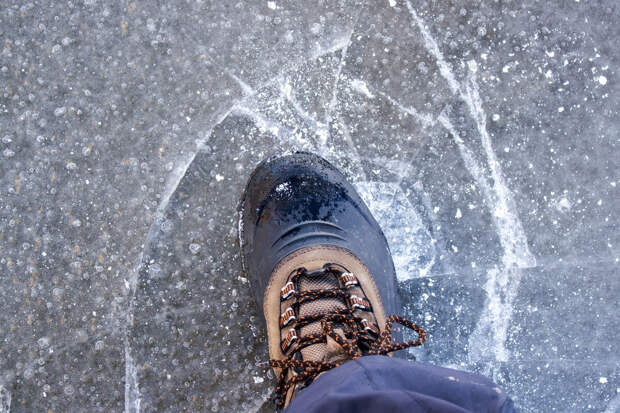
[{"xmin": 1, "ymin": 0, "xmax": 619, "ymax": 412}]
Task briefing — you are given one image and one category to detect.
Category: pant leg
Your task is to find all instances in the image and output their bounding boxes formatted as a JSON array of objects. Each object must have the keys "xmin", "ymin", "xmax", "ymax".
[{"xmin": 285, "ymin": 355, "xmax": 517, "ymax": 413}]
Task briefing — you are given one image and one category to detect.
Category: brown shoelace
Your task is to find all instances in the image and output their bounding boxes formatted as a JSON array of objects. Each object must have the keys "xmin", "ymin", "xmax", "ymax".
[{"xmin": 269, "ymin": 266, "xmax": 427, "ymax": 409}]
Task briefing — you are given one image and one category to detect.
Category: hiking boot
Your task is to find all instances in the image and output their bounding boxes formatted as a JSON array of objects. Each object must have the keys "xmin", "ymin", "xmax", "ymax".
[{"xmin": 238, "ymin": 152, "xmax": 426, "ymax": 408}]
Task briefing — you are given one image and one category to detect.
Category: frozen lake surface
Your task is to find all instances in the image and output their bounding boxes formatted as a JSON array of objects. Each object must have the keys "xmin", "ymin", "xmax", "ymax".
[{"xmin": 1, "ymin": 1, "xmax": 618, "ymax": 412}]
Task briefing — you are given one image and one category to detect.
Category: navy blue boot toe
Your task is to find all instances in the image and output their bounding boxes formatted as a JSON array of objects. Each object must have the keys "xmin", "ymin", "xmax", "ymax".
[{"xmin": 239, "ymin": 152, "xmax": 400, "ymax": 324}]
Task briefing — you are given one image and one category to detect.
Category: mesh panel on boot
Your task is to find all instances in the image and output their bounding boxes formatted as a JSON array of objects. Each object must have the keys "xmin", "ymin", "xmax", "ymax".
[
  {"xmin": 298, "ymin": 273, "xmax": 346, "ymax": 361},
  {"xmin": 278, "ymin": 267, "xmax": 381, "ymax": 362}
]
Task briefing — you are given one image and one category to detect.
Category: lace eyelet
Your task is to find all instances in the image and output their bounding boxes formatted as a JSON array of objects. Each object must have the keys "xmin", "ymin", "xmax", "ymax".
[
  {"xmin": 348, "ymin": 295, "xmax": 371, "ymax": 311},
  {"xmin": 339, "ymin": 272, "xmax": 359, "ymax": 288},
  {"xmin": 280, "ymin": 307, "xmax": 296, "ymax": 328},
  {"xmin": 361, "ymin": 318, "xmax": 380, "ymax": 336},
  {"xmin": 281, "ymin": 328, "xmax": 298, "ymax": 353},
  {"xmin": 280, "ymin": 281, "xmax": 296, "ymax": 300}
]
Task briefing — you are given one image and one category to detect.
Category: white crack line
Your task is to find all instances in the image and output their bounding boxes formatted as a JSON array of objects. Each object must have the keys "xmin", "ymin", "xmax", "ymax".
[
  {"xmin": 228, "ymin": 29, "xmax": 359, "ymax": 153},
  {"xmin": 274, "ymin": 24, "xmax": 355, "ymax": 154},
  {"xmin": 326, "ymin": 25, "xmax": 356, "ymax": 124},
  {"xmin": 310, "ymin": 29, "xmax": 356, "ymax": 61},
  {"xmin": 345, "ymin": 78, "xmax": 433, "ymax": 179},
  {"xmin": 336, "ymin": 112, "xmax": 367, "ymax": 180},
  {"xmin": 439, "ymin": 114, "xmax": 530, "ymax": 366},
  {"xmin": 404, "ymin": 2, "xmax": 460, "ymax": 95},
  {"xmin": 347, "ymin": 77, "xmax": 436, "ymax": 129},
  {"xmin": 124, "ymin": 344, "xmax": 141, "ymax": 413},
  {"xmin": 319, "ymin": 20, "xmax": 368, "ymax": 178},
  {"xmin": 227, "ymin": 72, "xmax": 255, "ymax": 96},
  {"xmin": 279, "ymin": 78, "xmax": 330, "ymax": 147},
  {"xmin": 228, "ymin": 29, "xmax": 357, "ymax": 102},
  {"xmin": 123, "ymin": 105, "xmax": 233, "ymax": 413},
  {"xmin": 375, "ymin": 87, "xmax": 436, "ymax": 129},
  {"xmin": 340, "ymin": 78, "xmax": 439, "ymax": 275},
  {"xmin": 405, "ymin": 0, "xmax": 536, "ymax": 370},
  {"xmin": 231, "ymin": 103, "xmax": 299, "ymax": 147}
]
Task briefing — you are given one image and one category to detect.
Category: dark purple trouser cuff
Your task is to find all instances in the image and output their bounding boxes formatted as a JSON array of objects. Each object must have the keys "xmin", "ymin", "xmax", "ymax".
[{"xmin": 285, "ymin": 355, "xmax": 517, "ymax": 413}]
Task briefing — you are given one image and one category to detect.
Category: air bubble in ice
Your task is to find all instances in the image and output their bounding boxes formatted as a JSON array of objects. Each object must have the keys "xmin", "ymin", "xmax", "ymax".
[
  {"xmin": 310, "ymin": 22, "xmax": 322, "ymax": 35},
  {"xmin": 147, "ymin": 18, "xmax": 156, "ymax": 32},
  {"xmin": 23, "ymin": 367, "xmax": 34, "ymax": 379},
  {"xmin": 64, "ymin": 384, "xmax": 75, "ymax": 396},
  {"xmin": 74, "ymin": 329, "xmax": 88, "ymax": 344},
  {"xmin": 189, "ymin": 243, "xmax": 202, "ymax": 254},
  {"xmin": 38, "ymin": 337, "xmax": 50, "ymax": 348},
  {"xmin": 149, "ymin": 263, "xmax": 162, "ymax": 278}
]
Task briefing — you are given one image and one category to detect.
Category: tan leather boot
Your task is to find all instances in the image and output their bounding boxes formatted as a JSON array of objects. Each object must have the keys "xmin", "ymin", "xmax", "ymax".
[{"xmin": 239, "ymin": 152, "xmax": 426, "ymax": 409}]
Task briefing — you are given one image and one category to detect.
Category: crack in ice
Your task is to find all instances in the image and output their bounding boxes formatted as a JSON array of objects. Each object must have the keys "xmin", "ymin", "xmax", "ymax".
[
  {"xmin": 405, "ymin": 0, "xmax": 536, "ymax": 371},
  {"xmin": 310, "ymin": 30, "xmax": 356, "ymax": 60},
  {"xmin": 227, "ymin": 71, "xmax": 256, "ymax": 96},
  {"xmin": 124, "ymin": 345, "xmax": 141, "ymax": 413},
  {"xmin": 279, "ymin": 79, "xmax": 329, "ymax": 147},
  {"xmin": 375, "ymin": 87, "xmax": 436, "ymax": 129},
  {"xmin": 232, "ymin": 103, "xmax": 298, "ymax": 145},
  {"xmin": 326, "ymin": 24, "xmax": 356, "ymax": 124},
  {"xmin": 123, "ymin": 106, "xmax": 234, "ymax": 413},
  {"xmin": 336, "ymin": 113, "xmax": 367, "ymax": 179},
  {"xmin": 404, "ymin": 2, "xmax": 460, "ymax": 95},
  {"xmin": 347, "ymin": 78, "xmax": 436, "ymax": 129}
]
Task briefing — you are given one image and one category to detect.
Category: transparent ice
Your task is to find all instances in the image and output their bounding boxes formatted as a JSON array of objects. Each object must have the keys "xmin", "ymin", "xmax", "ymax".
[{"xmin": 0, "ymin": 0, "xmax": 618, "ymax": 412}]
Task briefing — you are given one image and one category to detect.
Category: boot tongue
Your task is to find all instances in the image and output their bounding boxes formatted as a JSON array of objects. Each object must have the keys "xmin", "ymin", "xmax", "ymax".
[
  {"xmin": 285, "ymin": 329, "xmax": 352, "ymax": 408},
  {"xmin": 298, "ymin": 271, "xmax": 348, "ymax": 361},
  {"xmin": 323, "ymin": 328, "xmax": 351, "ymax": 364}
]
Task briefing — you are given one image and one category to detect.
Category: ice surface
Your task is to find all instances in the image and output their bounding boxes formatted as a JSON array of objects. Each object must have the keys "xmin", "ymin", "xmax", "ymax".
[
  {"xmin": 0, "ymin": 386, "xmax": 10, "ymax": 413},
  {"xmin": 1, "ymin": 0, "xmax": 619, "ymax": 412},
  {"xmin": 356, "ymin": 181, "xmax": 435, "ymax": 281}
]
